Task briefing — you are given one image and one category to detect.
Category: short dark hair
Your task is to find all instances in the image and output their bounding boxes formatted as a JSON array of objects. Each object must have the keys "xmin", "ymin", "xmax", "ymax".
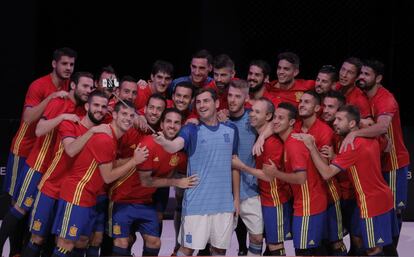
[
  {"xmin": 213, "ymin": 54, "xmax": 235, "ymax": 70},
  {"xmin": 362, "ymin": 59, "xmax": 384, "ymax": 76},
  {"xmin": 161, "ymin": 107, "xmax": 183, "ymax": 123},
  {"xmin": 277, "ymin": 52, "xmax": 300, "ymax": 69},
  {"xmin": 97, "ymin": 65, "xmax": 117, "ymax": 79},
  {"xmin": 303, "ymin": 90, "xmax": 321, "ymax": 105},
  {"xmin": 146, "ymin": 93, "xmax": 167, "ymax": 108},
  {"xmin": 71, "ymin": 72, "xmax": 94, "ymax": 85},
  {"xmin": 114, "ymin": 99, "xmax": 135, "ymax": 112},
  {"xmin": 343, "ymin": 57, "xmax": 362, "ymax": 74},
  {"xmin": 319, "ymin": 65, "xmax": 338, "ymax": 82},
  {"xmin": 173, "ymin": 81, "xmax": 195, "ymax": 98},
  {"xmin": 87, "ymin": 90, "xmax": 108, "ymax": 104},
  {"xmin": 192, "ymin": 49, "xmax": 213, "ymax": 65},
  {"xmin": 277, "ymin": 102, "xmax": 297, "ymax": 120},
  {"xmin": 53, "ymin": 47, "xmax": 77, "ymax": 61},
  {"xmin": 195, "ymin": 88, "xmax": 218, "ymax": 101},
  {"xmin": 151, "ymin": 60, "xmax": 174, "ymax": 77},
  {"xmin": 249, "ymin": 60, "xmax": 271, "ymax": 78},
  {"xmin": 338, "ymin": 105, "xmax": 360, "ymax": 126},
  {"xmin": 120, "ymin": 75, "xmax": 137, "ymax": 84},
  {"xmin": 324, "ymin": 91, "xmax": 346, "ymax": 107}
]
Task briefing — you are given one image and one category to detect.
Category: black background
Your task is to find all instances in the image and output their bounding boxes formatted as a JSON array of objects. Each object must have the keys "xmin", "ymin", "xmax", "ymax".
[{"xmin": 1, "ymin": 0, "xmax": 413, "ymax": 219}]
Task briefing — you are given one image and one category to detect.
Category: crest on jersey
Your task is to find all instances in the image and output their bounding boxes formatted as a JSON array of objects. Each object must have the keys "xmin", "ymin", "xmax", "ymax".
[
  {"xmin": 223, "ymin": 133, "xmax": 230, "ymax": 143},
  {"xmin": 113, "ymin": 224, "xmax": 121, "ymax": 235},
  {"xmin": 32, "ymin": 220, "xmax": 42, "ymax": 231},
  {"xmin": 169, "ymin": 154, "xmax": 180, "ymax": 167},
  {"xmin": 24, "ymin": 196, "xmax": 34, "ymax": 207},
  {"xmin": 295, "ymin": 92, "xmax": 304, "ymax": 102},
  {"xmin": 69, "ymin": 226, "xmax": 78, "ymax": 237}
]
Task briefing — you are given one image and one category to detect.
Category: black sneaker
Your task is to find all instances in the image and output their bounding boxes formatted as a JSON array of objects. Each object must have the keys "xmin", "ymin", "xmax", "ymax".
[{"xmin": 238, "ymin": 249, "xmax": 248, "ymax": 256}]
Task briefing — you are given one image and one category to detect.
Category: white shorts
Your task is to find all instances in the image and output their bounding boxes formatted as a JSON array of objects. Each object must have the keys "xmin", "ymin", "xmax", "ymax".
[
  {"xmin": 239, "ymin": 195, "xmax": 264, "ymax": 235},
  {"xmin": 178, "ymin": 212, "xmax": 236, "ymax": 250}
]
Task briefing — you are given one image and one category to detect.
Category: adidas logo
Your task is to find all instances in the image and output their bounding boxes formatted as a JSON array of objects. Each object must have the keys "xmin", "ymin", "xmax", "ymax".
[
  {"xmin": 201, "ymin": 139, "xmax": 207, "ymax": 144},
  {"xmin": 285, "ymin": 232, "xmax": 292, "ymax": 238},
  {"xmin": 377, "ymin": 238, "xmax": 384, "ymax": 244},
  {"xmin": 398, "ymin": 202, "xmax": 405, "ymax": 207},
  {"xmin": 153, "ymin": 157, "xmax": 159, "ymax": 162},
  {"xmin": 308, "ymin": 240, "xmax": 315, "ymax": 245}
]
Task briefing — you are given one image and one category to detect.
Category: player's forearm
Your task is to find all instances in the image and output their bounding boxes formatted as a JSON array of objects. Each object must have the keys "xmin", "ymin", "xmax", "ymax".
[
  {"xmin": 65, "ymin": 130, "xmax": 94, "ymax": 157},
  {"xmin": 103, "ymin": 160, "xmax": 136, "ymax": 184},
  {"xmin": 354, "ymin": 122, "xmax": 388, "ymax": 138},
  {"xmin": 309, "ymin": 146, "xmax": 334, "ymax": 180},
  {"xmin": 35, "ymin": 116, "xmax": 64, "ymax": 137},
  {"xmin": 243, "ymin": 165, "xmax": 272, "ymax": 182},
  {"xmin": 23, "ymin": 98, "xmax": 52, "ymax": 124}
]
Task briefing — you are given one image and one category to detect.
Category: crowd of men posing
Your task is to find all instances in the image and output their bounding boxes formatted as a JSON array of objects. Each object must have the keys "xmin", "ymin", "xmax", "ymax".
[{"xmin": 0, "ymin": 47, "xmax": 409, "ymax": 256}]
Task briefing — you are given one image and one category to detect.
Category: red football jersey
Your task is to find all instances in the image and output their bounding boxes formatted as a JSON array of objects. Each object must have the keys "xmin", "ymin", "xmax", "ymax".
[
  {"xmin": 60, "ymin": 128, "xmax": 118, "ymax": 207},
  {"xmin": 331, "ymin": 137, "xmax": 394, "ymax": 218},
  {"xmin": 110, "ymin": 135, "xmax": 184, "ymax": 204},
  {"xmin": 344, "ymin": 86, "xmax": 371, "ymax": 119},
  {"xmin": 11, "ymin": 74, "xmax": 69, "ymax": 157},
  {"xmin": 25, "ymin": 98, "xmax": 85, "ymax": 173},
  {"xmin": 265, "ymin": 79, "xmax": 315, "ymax": 108},
  {"xmin": 39, "ymin": 120, "xmax": 88, "ymax": 199},
  {"xmin": 283, "ymin": 133, "xmax": 328, "ymax": 216},
  {"xmin": 256, "ymin": 136, "xmax": 291, "ymax": 206},
  {"xmin": 134, "ymin": 83, "xmax": 153, "ymax": 110},
  {"xmin": 369, "ymin": 86, "xmax": 409, "ymax": 171},
  {"xmin": 295, "ymin": 119, "xmax": 341, "ymax": 203}
]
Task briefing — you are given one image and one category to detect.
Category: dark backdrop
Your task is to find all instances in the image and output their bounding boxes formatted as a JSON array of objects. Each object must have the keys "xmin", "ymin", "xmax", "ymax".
[{"xmin": 1, "ymin": 0, "xmax": 413, "ymax": 219}]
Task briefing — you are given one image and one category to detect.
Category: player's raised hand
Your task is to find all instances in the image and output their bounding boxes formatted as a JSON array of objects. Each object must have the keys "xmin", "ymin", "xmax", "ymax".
[{"xmin": 133, "ymin": 143, "xmax": 149, "ymax": 165}]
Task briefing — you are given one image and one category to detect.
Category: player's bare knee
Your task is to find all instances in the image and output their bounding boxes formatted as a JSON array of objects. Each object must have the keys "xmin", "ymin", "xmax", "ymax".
[
  {"xmin": 75, "ymin": 236, "xmax": 89, "ymax": 248},
  {"xmin": 211, "ymin": 246, "xmax": 226, "ymax": 255},
  {"xmin": 114, "ymin": 237, "xmax": 129, "ymax": 249},
  {"xmin": 31, "ymin": 234, "xmax": 45, "ymax": 245},
  {"xmin": 143, "ymin": 235, "xmax": 161, "ymax": 249},
  {"xmin": 90, "ymin": 232, "xmax": 103, "ymax": 246},
  {"xmin": 249, "ymin": 233, "xmax": 263, "ymax": 245},
  {"xmin": 13, "ymin": 204, "xmax": 26, "ymax": 215},
  {"xmin": 56, "ymin": 237, "xmax": 75, "ymax": 252}
]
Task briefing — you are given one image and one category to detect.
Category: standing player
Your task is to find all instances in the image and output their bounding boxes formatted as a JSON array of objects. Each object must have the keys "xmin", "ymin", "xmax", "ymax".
[
  {"xmin": 154, "ymin": 88, "xmax": 240, "ymax": 256},
  {"xmin": 263, "ymin": 102, "xmax": 328, "ymax": 256},
  {"xmin": 50, "ymin": 101, "xmax": 148, "ymax": 257},
  {"xmin": 295, "ymin": 105, "xmax": 398, "ymax": 256},
  {"xmin": 342, "ymin": 59, "xmax": 410, "ymax": 244},
  {"xmin": 0, "ymin": 71, "xmax": 91, "ymax": 255},
  {"xmin": 109, "ymin": 108, "xmax": 197, "ymax": 256},
  {"xmin": 296, "ymin": 91, "xmax": 346, "ymax": 255},
  {"xmin": 232, "ymin": 98, "xmax": 292, "ymax": 256},
  {"xmin": 227, "ymin": 81, "xmax": 265, "ymax": 256},
  {"xmin": 21, "ymin": 91, "xmax": 110, "ymax": 257}
]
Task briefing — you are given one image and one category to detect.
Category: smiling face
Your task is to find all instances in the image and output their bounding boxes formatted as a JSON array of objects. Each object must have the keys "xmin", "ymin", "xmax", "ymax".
[
  {"xmin": 113, "ymin": 105, "xmax": 135, "ymax": 133},
  {"xmin": 161, "ymin": 111, "xmax": 182, "ymax": 140},
  {"xmin": 151, "ymin": 71, "xmax": 173, "ymax": 94},
  {"xmin": 249, "ymin": 100, "xmax": 271, "ymax": 130},
  {"xmin": 86, "ymin": 96, "xmax": 109, "ymax": 124},
  {"xmin": 276, "ymin": 59, "xmax": 298, "ymax": 85},
  {"xmin": 190, "ymin": 58, "xmax": 211, "ymax": 85},
  {"xmin": 195, "ymin": 91, "xmax": 218, "ymax": 120},
  {"xmin": 144, "ymin": 98, "xmax": 166, "ymax": 126}
]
